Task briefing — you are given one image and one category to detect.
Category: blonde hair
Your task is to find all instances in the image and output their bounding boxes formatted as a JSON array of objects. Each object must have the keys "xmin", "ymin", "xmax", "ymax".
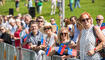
[
  {"xmin": 58, "ymin": 27, "xmax": 70, "ymax": 44},
  {"xmin": 0, "ymin": 26, "xmax": 10, "ymax": 34}
]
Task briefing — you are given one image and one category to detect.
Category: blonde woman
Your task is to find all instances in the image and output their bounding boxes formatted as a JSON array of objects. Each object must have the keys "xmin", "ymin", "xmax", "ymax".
[
  {"xmin": 57, "ymin": 27, "xmax": 75, "ymax": 60},
  {"xmin": 0, "ymin": 26, "xmax": 12, "ymax": 45},
  {"xmin": 40, "ymin": 22, "xmax": 58, "ymax": 56}
]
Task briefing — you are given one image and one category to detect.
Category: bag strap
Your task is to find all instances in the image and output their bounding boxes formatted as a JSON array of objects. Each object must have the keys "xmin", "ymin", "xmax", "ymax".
[{"xmin": 93, "ymin": 26, "xmax": 98, "ymax": 38}]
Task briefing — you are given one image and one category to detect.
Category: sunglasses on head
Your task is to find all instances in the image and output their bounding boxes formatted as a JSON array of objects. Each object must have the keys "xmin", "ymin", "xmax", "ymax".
[
  {"xmin": 60, "ymin": 32, "xmax": 67, "ymax": 36},
  {"xmin": 81, "ymin": 18, "xmax": 90, "ymax": 22},
  {"xmin": 44, "ymin": 27, "xmax": 51, "ymax": 30}
]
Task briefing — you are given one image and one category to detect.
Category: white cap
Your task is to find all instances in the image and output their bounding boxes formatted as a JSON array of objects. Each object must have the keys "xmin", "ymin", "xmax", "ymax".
[{"xmin": 9, "ymin": 18, "xmax": 15, "ymax": 23}]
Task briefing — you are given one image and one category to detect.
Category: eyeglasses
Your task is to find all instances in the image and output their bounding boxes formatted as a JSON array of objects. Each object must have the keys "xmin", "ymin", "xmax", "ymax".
[
  {"xmin": 60, "ymin": 32, "xmax": 67, "ymax": 36},
  {"xmin": 96, "ymin": 19, "xmax": 103, "ymax": 21},
  {"xmin": 0, "ymin": 29, "xmax": 4, "ymax": 31},
  {"xmin": 37, "ymin": 21, "xmax": 43, "ymax": 22},
  {"xmin": 70, "ymin": 19, "xmax": 73, "ymax": 21},
  {"xmin": 81, "ymin": 18, "xmax": 90, "ymax": 22},
  {"xmin": 44, "ymin": 27, "xmax": 51, "ymax": 30}
]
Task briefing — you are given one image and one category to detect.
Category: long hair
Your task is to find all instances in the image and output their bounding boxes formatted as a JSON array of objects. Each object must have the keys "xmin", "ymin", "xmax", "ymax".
[{"xmin": 58, "ymin": 27, "xmax": 70, "ymax": 44}]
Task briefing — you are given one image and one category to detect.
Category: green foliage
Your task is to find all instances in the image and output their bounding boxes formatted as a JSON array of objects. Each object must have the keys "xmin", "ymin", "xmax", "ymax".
[{"xmin": 0, "ymin": 0, "xmax": 105, "ymax": 28}]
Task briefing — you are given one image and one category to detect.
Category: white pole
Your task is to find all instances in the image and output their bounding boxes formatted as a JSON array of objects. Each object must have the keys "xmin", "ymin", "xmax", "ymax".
[
  {"xmin": 62, "ymin": 0, "xmax": 65, "ymax": 27},
  {"xmin": 60, "ymin": 0, "xmax": 65, "ymax": 27}
]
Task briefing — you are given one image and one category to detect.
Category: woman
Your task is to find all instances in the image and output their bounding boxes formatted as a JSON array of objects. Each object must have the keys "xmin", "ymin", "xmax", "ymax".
[
  {"xmin": 0, "ymin": 26, "xmax": 12, "ymax": 45},
  {"xmin": 57, "ymin": 27, "xmax": 75, "ymax": 60},
  {"xmin": 78, "ymin": 12, "xmax": 105, "ymax": 60},
  {"xmin": 13, "ymin": 19, "xmax": 23, "ymax": 47},
  {"xmin": 40, "ymin": 22, "xmax": 58, "ymax": 56}
]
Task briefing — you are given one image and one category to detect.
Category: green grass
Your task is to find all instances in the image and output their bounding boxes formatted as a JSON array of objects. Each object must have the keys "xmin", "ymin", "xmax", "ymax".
[{"xmin": 0, "ymin": 0, "xmax": 105, "ymax": 28}]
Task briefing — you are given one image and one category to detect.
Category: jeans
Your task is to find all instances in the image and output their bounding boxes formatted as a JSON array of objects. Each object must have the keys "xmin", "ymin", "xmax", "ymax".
[
  {"xmin": 38, "ymin": 6, "xmax": 42, "ymax": 14},
  {"xmin": 74, "ymin": 0, "xmax": 80, "ymax": 8},
  {"xmin": 70, "ymin": 3, "xmax": 73, "ymax": 11},
  {"xmin": 35, "ymin": 2, "xmax": 38, "ymax": 13},
  {"xmin": 51, "ymin": 2, "xmax": 56, "ymax": 15}
]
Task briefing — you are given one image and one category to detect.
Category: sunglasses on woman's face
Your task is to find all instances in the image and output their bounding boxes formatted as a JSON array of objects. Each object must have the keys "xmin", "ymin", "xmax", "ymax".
[
  {"xmin": 60, "ymin": 32, "xmax": 67, "ymax": 36},
  {"xmin": 81, "ymin": 18, "xmax": 90, "ymax": 22},
  {"xmin": 44, "ymin": 27, "xmax": 51, "ymax": 30},
  {"xmin": 37, "ymin": 20, "xmax": 43, "ymax": 22}
]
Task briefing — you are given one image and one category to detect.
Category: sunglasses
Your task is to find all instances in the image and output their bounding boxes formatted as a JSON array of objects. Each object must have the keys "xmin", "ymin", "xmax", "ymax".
[
  {"xmin": 60, "ymin": 33, "xmax": 67, "ymax": 36},
  {"xmin": 0, "ymin": 29, "xmax": 4, "ymax": 31},
  {"xmin": 44, "ymin": 27, "xmax": 51, "ymax": 30},
  {"xmin": 37, "ymin": 21, "xmax": 43, "ymax": 22},
  {"xmin": 96, "ymin": 19, "xmax": 103, "ymax": 21},
  {"xmin": 81, "ymin": 18, "xmax": 90, "ymax": 22},
  {"xmin": 70, "ymin": 19, "xmax": 73, "ymax": 21}
]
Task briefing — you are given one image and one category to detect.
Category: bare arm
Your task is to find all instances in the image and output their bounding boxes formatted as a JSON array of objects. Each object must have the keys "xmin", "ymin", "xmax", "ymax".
[
  {"xmin": 88, "ymin": 26, "xmax": 105, "ymax": 56},
  {"xmin": 94, "ymin": 26, "xmax": 105, "ymax": 51}
]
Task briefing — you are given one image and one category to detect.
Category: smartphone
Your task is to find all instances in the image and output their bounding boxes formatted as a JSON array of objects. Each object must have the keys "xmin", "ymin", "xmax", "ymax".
[{"xmin": 38, "ymin": 41, "xmax": 41, "ymax": 46}]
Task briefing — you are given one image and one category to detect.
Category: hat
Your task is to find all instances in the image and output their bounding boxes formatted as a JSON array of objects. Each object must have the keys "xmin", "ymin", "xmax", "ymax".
[
  {"xmin": 40, "ymin": 22, "xmax": 56, "ymax": 34},
  {"xmin": 9, "ymin": 18, "xmax": 15, "ymax": 23}
]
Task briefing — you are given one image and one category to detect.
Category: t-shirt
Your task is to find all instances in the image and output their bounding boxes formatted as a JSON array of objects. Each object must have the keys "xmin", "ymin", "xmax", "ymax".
[
  {"xmin": 27, "ymin": 31, "xmax": 43, "ymax": 45},
  {"xmin": 70, "ymin": 0, "xmax": 74, "ymax": 3}
]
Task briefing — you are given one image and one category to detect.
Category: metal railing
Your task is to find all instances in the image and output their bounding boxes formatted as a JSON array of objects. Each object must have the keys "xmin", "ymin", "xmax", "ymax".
[{"xmin": 0, "ymin": 43, "xmax": 80, "ymax": 60}]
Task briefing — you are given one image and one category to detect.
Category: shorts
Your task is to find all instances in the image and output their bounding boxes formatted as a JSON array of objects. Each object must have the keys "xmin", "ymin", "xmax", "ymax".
[{"xmin": 15, "ymin": 1, "xmax": 19, "ymax": 8}]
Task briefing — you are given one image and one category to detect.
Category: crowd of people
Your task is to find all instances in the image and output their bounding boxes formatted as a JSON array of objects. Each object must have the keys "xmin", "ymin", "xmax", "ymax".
[{"xmin": 0, "ymin": 12, "xmax": 105, "ymax": 60}]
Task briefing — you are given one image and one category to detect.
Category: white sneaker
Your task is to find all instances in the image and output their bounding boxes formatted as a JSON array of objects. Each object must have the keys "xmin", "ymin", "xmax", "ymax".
[
  {"xmin": 51, "ymin": 12, "xmax": 53, "ymax": 15},
  {"xmin": 53, "ymin": 12, "xmax": 55, "ymax": 14}
]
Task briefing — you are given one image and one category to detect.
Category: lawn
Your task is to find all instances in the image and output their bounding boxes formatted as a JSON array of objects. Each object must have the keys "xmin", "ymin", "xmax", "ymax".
[{"xmin": 0, "ymin": 0, "xmax": 105, "ymax": 28}]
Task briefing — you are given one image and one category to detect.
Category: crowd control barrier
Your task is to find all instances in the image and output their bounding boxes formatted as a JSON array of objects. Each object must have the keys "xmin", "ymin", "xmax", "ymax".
[{"xmin": 0, "ymin": 43, "xmax": 81, "ymax": 60}]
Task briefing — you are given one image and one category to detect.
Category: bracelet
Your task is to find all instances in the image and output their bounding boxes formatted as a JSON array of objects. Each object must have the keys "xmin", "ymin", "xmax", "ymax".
[{"xmin": 94, "ymin": 48, "xmax": 97, "ymax": 53}]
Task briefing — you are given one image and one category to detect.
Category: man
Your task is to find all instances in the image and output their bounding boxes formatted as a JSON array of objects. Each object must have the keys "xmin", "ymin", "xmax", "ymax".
[
  {"xmin": 51, "ymin": 0, "xmax": 56, "ymax": 15},
  {"xmin": 15, "ymin": 0, "xmax": 20, "ymax": 11},
  {"xmin": 27, "ymin": 22, "xmax": 46, "ymax": 60},
  {"xmin": 50, "ymin": 18, "xmax": 58, "ymax": 34},
  {"xmin": 70, "ymin": 16, "xmax": 80, "ymax": 43},
  {"xmin": 96, "ymin": 15, "xmax": 105, "ymax": 60},
  {"xmin": 24, "ymin": 14, "xmax": 32, "ymax": 29},
  {"xmin": 36, "ymin": 16, "xmax": 45, "ymax": 29},
  {"xmin": 96, "ymin": 15, "xmax": 105, "ymax": 27},
  {"xmin": 57, "ymin": 0, "xmax": 62, "ymax": 17},
  {"xmin": 8, "ymin": 18, "xmax": 17, "ymax": 45}
]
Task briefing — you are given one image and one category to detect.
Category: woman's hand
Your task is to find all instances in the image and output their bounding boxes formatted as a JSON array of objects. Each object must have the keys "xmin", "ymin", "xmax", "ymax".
[
  {"xmin": 87, "ymin": 49, "xmax": 95, "ymax": 56},
  {"xmin": 39, "ymin": 45, "xmax": 46, "ymax": 50}
]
